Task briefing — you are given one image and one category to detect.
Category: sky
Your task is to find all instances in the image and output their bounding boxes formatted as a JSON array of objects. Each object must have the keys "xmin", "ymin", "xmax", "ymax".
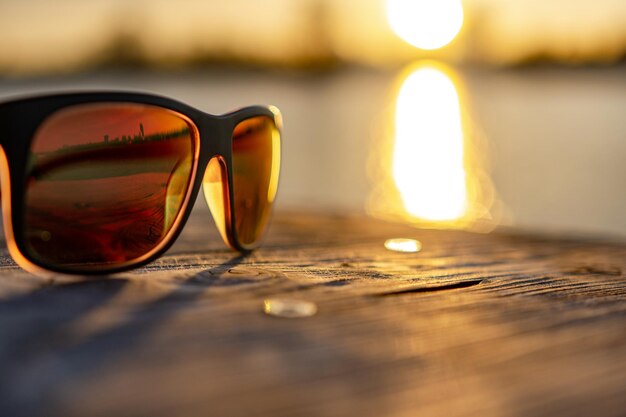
[{"xmin": 0, "ymin": 0, "xmax": 624, "ymax": 74}]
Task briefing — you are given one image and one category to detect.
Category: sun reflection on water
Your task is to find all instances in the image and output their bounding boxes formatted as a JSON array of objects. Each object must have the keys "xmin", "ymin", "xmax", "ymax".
[
  {"xmin": 368, "ymin": 61, "xmax": 496, "ymax": 230},
  {"xmin": 394, "ymin": 65, "xmax": 466, "ymax": 221}
]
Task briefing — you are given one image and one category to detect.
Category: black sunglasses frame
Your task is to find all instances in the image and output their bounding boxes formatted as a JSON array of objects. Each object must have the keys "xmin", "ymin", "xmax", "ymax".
[{"xmin": 0, "ymin": 91, "xmax": 282, "ymax": 275}]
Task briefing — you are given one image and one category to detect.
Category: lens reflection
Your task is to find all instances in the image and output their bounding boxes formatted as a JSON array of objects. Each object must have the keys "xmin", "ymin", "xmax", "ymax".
[
  {"xmin": 231, "ymin": 116, "xmax": 280, "ymax": 246},
  {"xmin": 24, "ymin": 103, "xmax": 196, "ymax": 268}
]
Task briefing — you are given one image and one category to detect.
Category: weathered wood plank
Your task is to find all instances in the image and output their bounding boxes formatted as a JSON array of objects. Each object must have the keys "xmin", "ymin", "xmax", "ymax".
[{"xmin": 0, "ymin": 209, "xmax": 624, "ymax": 417}]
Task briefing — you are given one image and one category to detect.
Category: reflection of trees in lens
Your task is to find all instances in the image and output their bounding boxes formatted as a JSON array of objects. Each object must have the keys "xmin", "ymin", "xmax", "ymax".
[
  {"xmin": 29, "ymin": 124, "xmax": 191, "ymax": 182},
  {"xmin": 36, "ymin": 123, "xmax": 189, "ymax": 156}
]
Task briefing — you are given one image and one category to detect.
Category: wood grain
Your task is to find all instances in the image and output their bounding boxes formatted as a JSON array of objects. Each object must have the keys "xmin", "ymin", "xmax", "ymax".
[{"xmin": 0, "ymin": 209, "xmax": 624, "ymax": 417}]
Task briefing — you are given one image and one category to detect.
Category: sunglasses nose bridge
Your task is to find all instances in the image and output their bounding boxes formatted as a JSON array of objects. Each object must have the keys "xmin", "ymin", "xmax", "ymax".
[
  {"xmin": 193, "ymin": 116, "xmax": 235, "ymax": 249},
  {"xmin": 196, "ymin": 116, "xmax": 232, "ymax": 167}
]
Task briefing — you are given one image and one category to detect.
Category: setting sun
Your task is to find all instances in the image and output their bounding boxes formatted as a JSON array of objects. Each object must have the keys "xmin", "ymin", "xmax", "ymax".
[{"xmin": 386, "ymin": 0, "xmax": 464, "ymax": 50}]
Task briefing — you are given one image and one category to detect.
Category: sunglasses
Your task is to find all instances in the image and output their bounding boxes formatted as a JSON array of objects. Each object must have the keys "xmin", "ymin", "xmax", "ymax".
[{"xmin": 0, "ymin": 91, "xmax": 282, "ymax": 275}]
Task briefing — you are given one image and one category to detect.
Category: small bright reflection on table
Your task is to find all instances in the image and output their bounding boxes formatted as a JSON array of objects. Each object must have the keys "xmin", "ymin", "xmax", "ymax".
[
  {"xmin": 263, "ymin": 298, "xmax": 318, "ymax": 318},
  {"xmin": 384, "ymin": 238, "xmax": 422, "ymax": 253}
]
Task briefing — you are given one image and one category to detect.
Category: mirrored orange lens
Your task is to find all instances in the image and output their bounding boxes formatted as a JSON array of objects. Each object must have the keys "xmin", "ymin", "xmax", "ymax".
[
  {"xmin": 231, "ymin": 116, "xmax": 280, "ymax": 246},
  {"xmin": 24, "ymin": 103, "xmax": 196, "ymax": 269}
]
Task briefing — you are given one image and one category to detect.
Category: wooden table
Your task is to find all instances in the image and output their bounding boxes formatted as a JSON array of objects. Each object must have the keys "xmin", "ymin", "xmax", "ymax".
[{"xmin": 1, "ymin": 210, "xmax": 625, "ymax": 417}]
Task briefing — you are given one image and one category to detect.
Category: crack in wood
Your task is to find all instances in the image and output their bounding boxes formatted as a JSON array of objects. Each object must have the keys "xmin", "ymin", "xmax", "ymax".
[{"xmin": 374, "ymin": 279, "xmax": 484, "ymax": 296}]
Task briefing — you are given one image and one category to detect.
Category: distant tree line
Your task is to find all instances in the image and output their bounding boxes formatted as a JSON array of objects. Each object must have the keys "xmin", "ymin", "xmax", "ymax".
[{"xmin": 44, "ymin": 123, "xmax": 190, "ymax": 156}]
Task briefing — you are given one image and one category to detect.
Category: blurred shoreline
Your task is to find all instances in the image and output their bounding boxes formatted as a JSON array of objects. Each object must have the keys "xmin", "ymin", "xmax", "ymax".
[{"xmin": 1, "ymin": 64, "xmax": 624, "ymax": 237}]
